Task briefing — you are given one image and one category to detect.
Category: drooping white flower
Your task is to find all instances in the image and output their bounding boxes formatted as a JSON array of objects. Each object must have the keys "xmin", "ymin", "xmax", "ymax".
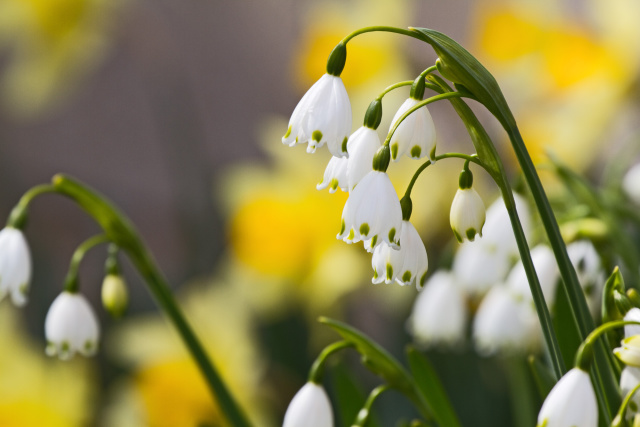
[
  {"xmin": 45, "ymin": 291, "xmax": 100, "ymax": 360},
  {"xmin": 282, "ymin": 74, "xmax": 351, "ymax": 157},
  {"xmin": 452, "ymin": 241, "xmax": 511, "ymax": 296},
  {"xmin": 346, "ymin": 126, "xmax": 381, "ymax": 190},
  {"xmin": 409, "ymin": 271, "xmax": 467, "ymax": 347},
  {"xmin": 371, "ymin": 220, "xmax": 428, "ymax": 287},
  {"xmin": 482, "ymin": 193, "xmax": 533, "ymax": 259},
  {"xmin": 388, "ymin": 97, "xmax": 436, "ymax": 162},
  {"xmin": 623, "ymin": 163, "xmax": 640, "ymax": 205},
  {"xmin": 507, "ymin": 245, "xmax": 559, "ymax": 306},
  {"xmin": 283, "ymin": 382, "xmax": 333, "ymax": 427},
  {"xmin": 450, "ymin": 188, "xmax": 486, "ymax": 243},
  {"xmin": 567, "ymin": 240, "xmax": 604, "ymax": 316},
  {"xmin": 317, "ymin": 156, "xmax": 349, "ymax": 193},
  {"xmin": 337, "ymin": 171, "xmax": 402, "ymax": 249},
  {"xmin": 473, "ymin": 285, "xmax": 541, "ymax": 356},
  {"xmin": 537, "ymin": 368, "xmax": 597, "ymax": 427},
  {"xmin": 620, "ymin": 367, "xmax": 640, "ymax": 422},
  {"xmin": 0, "ymin": 226, "xmax": 32, "ymax": 306},
  {"xmin": 616, "ymin": 336, "xmax": 640, "ymax": 367}
]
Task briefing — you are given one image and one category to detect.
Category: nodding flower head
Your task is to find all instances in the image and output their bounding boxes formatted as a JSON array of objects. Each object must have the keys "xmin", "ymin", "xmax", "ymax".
[
  {"xmin": 337, "ymin": 170, "xmax": 402, "ymax": 250},
  {"xmin": 282, "ymin": 74, "xmax": 352, "ymax": 158},
  {"xmin": 283, "ymin": 382, "xmax": 334, "ymax": 427},
  {"xmin": 45, "ymin": 291, "xmax": 100, "ymax": 360},
  {"xmin": 0, "ymin": 227, "xmax": 32, "ymax": 307},
  {"xmin": 536, "ymin": 368, "xmax": 597, "ymax": 427},
  {"xmin": 388, "ymin": 97, "xmax": 436, "ymax": 162}
]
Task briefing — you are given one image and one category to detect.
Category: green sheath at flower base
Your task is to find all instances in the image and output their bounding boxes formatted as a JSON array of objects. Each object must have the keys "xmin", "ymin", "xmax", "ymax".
[
  {"xmin": 410, "ymin": 75, "xmax": 426, "ymax": 100},
  {"xmin": 326, "ymin": 42, "xmax": 347, "ymax": 76},
  {"xmin": 372, "ymin": 145, "xmax": 391, "ymax": 172},
  {"xmin": 364, "ymin": 99, "xmax": 383, "ymax": 130}
]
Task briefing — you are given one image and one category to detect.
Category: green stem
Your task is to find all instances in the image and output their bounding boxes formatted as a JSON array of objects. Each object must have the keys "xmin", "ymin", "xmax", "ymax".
[
  {"xmin": 341, "ymin": 26, "xmax": 423, "ymax": 44},
  {"xmin": 575, "ymin": 320, "xmax": 640, "ymax": 370},
  {"xmin": 308, "ymin": 341, "xmax": 353, "ymax": 384},
  {"xmin": 420, "ymin": 65, "xmax": 437, "ymax": 78},
  {"xmin": 50, "ymin": 174, "xmax": 253, "ymax": 427},
  {"xmin": 64, "ymin": 234, "xmax": 110, "ymax": 293},
  {"xmin": 385, "ymin": 92, "xmax": 465, "ymax": 147},
  {"xmin": 613, "ymin": 382, "xmax": 640, "ymax": 427},
  {"xmin": 506, "ymin": 128, "xmax": 621, "ymax": 421},
  {"xmin": 427, "ymin": 75, "xmax": 566, "ymax": 380},
  {"xmin": 352, "ymin": 384, "xmax": 391, "ymax": 427},
  {"xmin": 404, "ymin": 153, "xmax": 482, "ymax": 198},
  {"xmin": 376, "ymin": 81, "xmax": 413, "ymax": 100},
  {"xmin": 7, "ymin": 184, "xmax": 57, "ymax": 228}
]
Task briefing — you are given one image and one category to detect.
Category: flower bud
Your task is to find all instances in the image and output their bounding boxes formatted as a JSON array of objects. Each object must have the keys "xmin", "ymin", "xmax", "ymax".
[{"xmin": 101, "ymin": 274, "xmax": 128, "ymax": 318}]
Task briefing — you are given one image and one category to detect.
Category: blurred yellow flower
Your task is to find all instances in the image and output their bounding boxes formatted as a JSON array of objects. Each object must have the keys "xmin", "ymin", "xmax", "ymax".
[
  {"xmin": 0, "ymin": 306, "xmax": 96, "ymax": 427},
  {"xmin": 103, "ymin": 276, "xmax": 272, "ymax": 427},
  {"xmin": 472, "ymin": 0, "xmax": 640, "ymax": 170},
  {"xmin": 0, "ymin": 0, "xmax": 124, "ymax": 117}
]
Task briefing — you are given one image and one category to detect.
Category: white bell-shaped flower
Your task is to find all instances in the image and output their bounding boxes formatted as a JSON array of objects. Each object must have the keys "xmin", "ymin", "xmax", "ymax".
[
  {"xmin": 0, "ymin": 226, "xmax": 32, "ymax": 306},
  {"xmin": 620, "ymin": 367, "xmax": 640, "ymax": 422},
  {"xmin": 507, "ymin": 245, "xmax": 559, "ymax": 306},
  {"xmin": 371, "ymin": 220, "xmax": 428, "ymax": 287},
  {"xmin": 346, "ymin": 126, "xmax": 381, "ymax": 191},
  {"xmin": 337, "ymin": 170, "xmax": 402, "ymax": 249},
  {"xmin": 282, "ymin": 74, "xmax": 352, "ymax": 157},
  {"xmin": 482, "ymin": 193, "xmax": 532, "ymax": 259},
  {"xmin": 45, "ymin": 291, "xmax": 100, "ymax": 360},
  {"xmin": 388, "ymin": 97, "xmax": 436, "ymax": 162},
  {"xmin": 537, "ymin": 368, "xmax": 597, "ymax": 427},
  {"xmin": 450, "ymin": 168, "xmax": 486, "ymax": 243},
  {"xmin": 473, "ymin": 285, "xmax": 541, "ymax": 356},
  {"xmin": 623, "ymin": 163, "xmax": 640, "ymax": 205},
  {"xmin": 452, "ymin": 241, "xmax": 511, "ymax": 296},
  {"xmin": 283, "ymin": 382, "xmax": 333, "ymax": 427},
  {"xmin": 567, "ymin": 240, "xmax": 604, "ymax": 316},
  {"xmin": 450, "ymin": 187, "xmax": 486, "ymax": 243},
  {"xmin": 317, "ymin": 156, "xmax": 349, "ymax": 193},
  {"xmin": 409, "ymin": 271, "xmax": 467, "ymax": 347}
]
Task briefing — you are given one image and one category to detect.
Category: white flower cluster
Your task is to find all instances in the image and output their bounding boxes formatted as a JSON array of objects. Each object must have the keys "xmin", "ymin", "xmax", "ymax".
[
  {"xmin": 284, "ymin": 69, "xmax": 488, "ymax": 290},
  {"xmin": 408, "ymin": 194, "xmax": 605, "ymax": 355},
  {"xmin": 0, "ymin": 225, "xmax": 101, "ymax": 360}
]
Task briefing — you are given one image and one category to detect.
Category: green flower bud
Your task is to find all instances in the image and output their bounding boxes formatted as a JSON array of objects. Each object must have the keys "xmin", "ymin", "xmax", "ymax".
[{"xmin": 101, "ymin": 274, "xmax": 128, "ymax": 318}]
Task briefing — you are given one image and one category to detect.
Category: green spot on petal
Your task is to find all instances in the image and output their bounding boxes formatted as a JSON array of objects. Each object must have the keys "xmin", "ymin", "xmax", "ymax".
[
  {"xmin": 330, "ymin": 178, "xmax": 339, "ymax": 191},
  {"xmin": 420, "ymin": 272, "xmax": 429, "ymax": 288},
  {"xmin": 452, "ymin": 229, "xmax": 463, "ymax": 243},
  {"xmin": 370, "ymin": 235, "xmax": 377, "ymax": 248},
  {"xmin": 312, "ymin": 130, "xmax": 323, "ymax": 142},
  {"xmin": 347, "ymin": 228, "xmax": 355, "ymax": 240},
  {"xmin": 410, "ymin": 146, "xmax": 421, "ymax": 158},
  {"xmin": 402, "ymin": 271, "xmax": 412, "ymax": 283},
  {"xmin": 339, "ymin": 219, "xmax": 346, "ymax": 235},
  {"xmin": 342, "ymin": 136, "xmax": 348, "ymax": 153},
  {"xmin": 284, "ymin": 125, "xmax": 292, "ymax": 139},
  {"xmin": 373, "ymin": 269, "xmax": 378, "ymax": 279},
  {"xmin": 391, "ymin": 143, "xmax": 399, "ymax": 160},
  {"xmin": 466, "ymin": 228, "xmax": 477, "ymax": 241},
  {"xmin": 388, "ymin": 228, "xmax": 396, "ymax": 243},
  {"xmin": 359, "ymin": 223, "xmax": 370, "ymax": 237},
  {"xmin": 386, "ymin": 264, "xmax": 393, "ymax": 281}
]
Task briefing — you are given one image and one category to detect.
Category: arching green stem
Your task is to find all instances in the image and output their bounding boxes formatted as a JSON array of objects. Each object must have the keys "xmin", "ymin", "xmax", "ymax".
[
  {"xmin": 49, "ymin": 174, "xmax": 253, "ymax": 427},
  {"xmin": 7, "ymin": 184, "xmax": 56, "ymax": 229},
  {"xmin": 613, "ymin": 382, "xmax": 640, "ymax": 427},
  {"xmin": 341, "ymin": 26, "xmax": 424, "ymax": 44},
  {"xmin": 64, "ymin": 234, "xmax": 110, "ymax": 293},
  {"xmin": 376, "ymin": 81, "xmax": 413, "ymax": 100},
  {"xmin": 404, "ymin": 153, "xmax": 483, "ymax": 199},
  {"xmin": 385, "ymin": 92, "xmax": 465, "ymax": 147},
  {"xmin": 352, "ymin": 384, "xmax": 391, "ymax": 427},
  {"xmin": 575, "ymin": 320, "xmax": 640, "ymax": 371},
  {"xmin": 308, "ymin": 340, "xmax": 354, "ymax": 384}
]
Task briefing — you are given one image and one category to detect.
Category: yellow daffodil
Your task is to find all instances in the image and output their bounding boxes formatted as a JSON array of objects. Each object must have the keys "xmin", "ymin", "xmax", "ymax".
[
  {"xmin": 472, "ymin": 0, "xmax": 640, "ymax": 170},
  {"xmin": 0, "ymin": 0, "xmax": 124, "ymax": 117},
  {"xmin": 0, "ymin": 306, "xmax": 96, "ymax": 427},
  {"xmin": 103, "ymin": 276, "xmax": 272, "ymax": 427}
]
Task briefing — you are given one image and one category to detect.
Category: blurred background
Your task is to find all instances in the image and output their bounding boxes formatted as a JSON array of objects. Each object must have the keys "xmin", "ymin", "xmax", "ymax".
[{"xmin": 0, "ymin": 0, "xmax": 639, "ymax": 425}]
